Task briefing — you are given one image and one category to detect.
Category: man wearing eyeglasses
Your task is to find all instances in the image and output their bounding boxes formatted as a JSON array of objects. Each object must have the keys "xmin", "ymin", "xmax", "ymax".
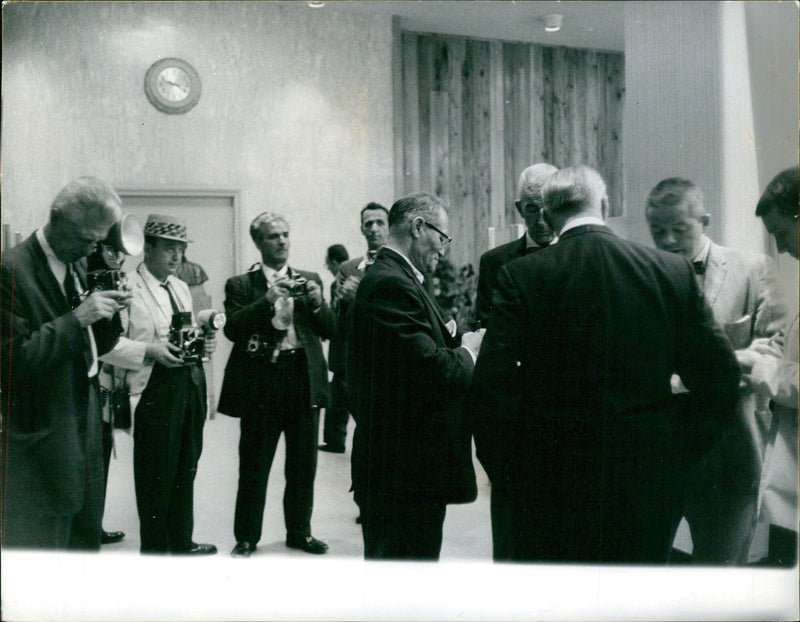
[
  {"xmin": 348, "ymin": 192, "xmax": 485, "ymax": 560},
  {"xmin": 474, "ymin": 163, "xmax": 558, "ymax": 327},
  {"xmin": 1, "ymin": 177, "xmax": 130, "ymax": 550}
]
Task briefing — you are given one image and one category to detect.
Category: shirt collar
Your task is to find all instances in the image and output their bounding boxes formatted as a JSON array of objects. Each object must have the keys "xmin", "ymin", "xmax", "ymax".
[
  {"xmin": 692, "ymin": 235, "xmax": 711, "ymax": 265},
  {"xmin": 525, "ymin": 230, "xmax": 559, "ymax": 249},
  {"xmin": 36, "ymin": 227, "xmax": 67, "ymax": 269},
  {"xmin": 262, "ymin": 263, "xmax": 289, "ymax": 284},
  {"xmin": 559, "ymin": 216, "xmax": 606, "ymax": 236},
  {"xmin": 383, "ymin": 242, "xmax": 424, "ymax": 283},
  {"xmin": 139, "ymin": 262, "xmax": 179, "ymax": 289}
]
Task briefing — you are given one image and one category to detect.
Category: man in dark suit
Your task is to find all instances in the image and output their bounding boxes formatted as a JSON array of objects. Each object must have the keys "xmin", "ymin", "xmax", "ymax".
[
  {"xmin": 645, "ymin": 177, "xmax": 787, "ymax": 564},
  {"xmin": 218, "ymin": 212, "xmax": 335, "ymax": 557},
  {"xmin": 348, "ymin": 192, "xmax": 485, "ymax": 560},
  {"xmin": 470, "ymin": 166, "xmax": 741, "ymax": 563},
  {"xmin": 474, "ymin": 163, "xmax": 558, "ymax": 326},
  {"xmin": 320, "ymin": 202, "xmax": 388, "ymax": 453},
  {"xmin": 1, "ymin": 176, "xmax": 130, "ymax": 550}
]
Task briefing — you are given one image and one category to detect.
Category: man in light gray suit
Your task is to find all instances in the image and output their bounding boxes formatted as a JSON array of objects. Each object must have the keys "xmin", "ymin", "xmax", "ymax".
[{"xmin": 646, "ymin": 177, "xmax": 788, "ymax": 564}]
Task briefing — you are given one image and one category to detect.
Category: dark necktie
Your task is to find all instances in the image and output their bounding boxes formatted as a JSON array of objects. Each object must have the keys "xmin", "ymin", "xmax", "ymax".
[
  {"xmin": 160, "ymin": 282, "xmax": 182, "ymax": 314},
  {"xmin": 64, "ymin": 264, "xmax": 80, "ymax": 309},
  {"xmin": 692, "ymin": 261, "xmax": 706, "ymax": 275}
]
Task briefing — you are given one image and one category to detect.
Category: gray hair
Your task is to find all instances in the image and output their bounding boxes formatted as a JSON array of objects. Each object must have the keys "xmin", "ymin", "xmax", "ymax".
[
  {"xmin": 646, "ymin": 178, "xmax": 705, "ymax": 219},
  {"xmin": 388, "ymin": 192, "xmax": 448, "ymax": 229},
  {"xmin": 250, "ymin": 212, "xmax": 288, "ymax": 242},
  {"xmin": 517, "ymin": 163, "xmax": 559, "ymax": 202},
  {"xmin": 542, "ymin": 166, "xmax": 607, "ymax": 217},
  {"xmin": 49, "ymin": 176, "xmax": 121, "ymax": 227}
]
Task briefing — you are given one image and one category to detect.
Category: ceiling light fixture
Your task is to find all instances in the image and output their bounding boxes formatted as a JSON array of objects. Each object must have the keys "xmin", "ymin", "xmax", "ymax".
[
  {"xmin": 308, "ymin": 1, "xmax": 326, "ymax": 7},
  {"xmin": 544, "ymin": 14, "xmax": 563, "ymax": 33}
]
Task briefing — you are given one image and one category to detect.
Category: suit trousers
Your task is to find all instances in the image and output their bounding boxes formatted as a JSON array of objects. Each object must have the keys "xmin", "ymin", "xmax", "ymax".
[
  {"xmin": 361, "ymin": 494, "xmax": 447, "ymax": 560},
  {"xmin": 233, "ymin": 350, "xmax": 318, "ymax": 544},
  {"xmin": 133, "ymin": 362, "xmax": 206, "ymax": 554},
  {"xmin": 322, "ymin": 373, "xmax": 349, "ymax": 449},
  {"xmin": 4, "ymin": 381, "xmax": 105, "ymax": 550}
]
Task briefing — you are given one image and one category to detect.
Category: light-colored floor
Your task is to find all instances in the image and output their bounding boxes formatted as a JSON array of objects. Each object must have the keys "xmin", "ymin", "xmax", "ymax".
[{"xmin": 101, "ymin": 411, "xmax": 494, "ymax": 560}]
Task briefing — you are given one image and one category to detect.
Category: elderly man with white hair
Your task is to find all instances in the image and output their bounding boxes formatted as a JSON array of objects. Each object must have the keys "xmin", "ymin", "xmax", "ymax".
[{"xmin": 471, "ymin": 165, "xmax": 741, "ymax": 563}]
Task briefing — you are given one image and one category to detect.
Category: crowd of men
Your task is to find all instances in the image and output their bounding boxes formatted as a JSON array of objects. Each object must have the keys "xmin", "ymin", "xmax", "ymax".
[{"xmin": 2, "ymin": 165, "xmax": 797, "ymax": 566}]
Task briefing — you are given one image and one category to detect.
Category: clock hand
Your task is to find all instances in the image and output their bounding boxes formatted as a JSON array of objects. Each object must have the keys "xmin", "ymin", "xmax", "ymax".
[{"xmin": 163, "ymin": 79, "xmax": 188, "ymax": 94}]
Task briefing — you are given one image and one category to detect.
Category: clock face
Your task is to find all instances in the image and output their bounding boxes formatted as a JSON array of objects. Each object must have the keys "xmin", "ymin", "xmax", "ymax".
[{"xmin": 144, "ymin": 58, "xmax": 201, "ymax": 114}]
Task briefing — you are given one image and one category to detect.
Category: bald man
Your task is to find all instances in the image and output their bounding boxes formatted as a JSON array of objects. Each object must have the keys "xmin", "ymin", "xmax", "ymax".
[{"xmin": 474, "ymin": 163, "xmax": 558, "ymax": 327}]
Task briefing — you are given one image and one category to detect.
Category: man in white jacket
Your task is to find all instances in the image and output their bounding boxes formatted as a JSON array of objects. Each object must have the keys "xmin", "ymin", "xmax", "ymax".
[{"xmin": 100, "ymin": 214, "xmax": 217, "ymax": 555}]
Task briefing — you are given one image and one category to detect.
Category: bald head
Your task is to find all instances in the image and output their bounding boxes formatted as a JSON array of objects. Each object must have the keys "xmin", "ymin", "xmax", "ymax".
[{"xmin": 515, "ymin": 163, "xmax": 559, "ymax": 244}]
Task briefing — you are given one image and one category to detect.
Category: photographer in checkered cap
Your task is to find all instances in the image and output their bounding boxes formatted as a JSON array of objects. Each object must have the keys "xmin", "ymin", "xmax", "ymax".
[{"xmin": 99, "ymin": 213, "xmax": 217, "ymax": 555}]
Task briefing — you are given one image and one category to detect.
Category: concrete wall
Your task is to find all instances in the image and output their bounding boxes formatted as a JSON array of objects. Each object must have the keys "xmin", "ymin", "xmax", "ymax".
[{"xmin": 2, "ymin": 1, "xmax": 395, "ymax": 276}]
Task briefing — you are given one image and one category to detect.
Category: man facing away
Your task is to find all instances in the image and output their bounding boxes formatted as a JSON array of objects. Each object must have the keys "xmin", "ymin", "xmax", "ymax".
[
  {"xmin": 470, "ymin": 166, "xmax": 741, "ymax": 563},
  {"xmin": 218, "ymin": 212, "xmax": 334, "ymax": 558},
  {"xmin": 100, "ymin": 214, "xmax": 218, "ymax": 555},
  {"xmin": 646, "ymin": 178, "xmax": 787, "ymax": 564},
  {"xmin": 474, "ymin": 163, "xmax": 558, "ymax": 327},
  {"xmin": 2, "ymin": 177, "xmax": 130, "ymax": 550},
  {"xmin": 348, "ymin": 192, "xmax": 485, "ymax": 560},
  {"xmin": 319, "ymin": 203, "xmax": 389, "ymax": 454}
]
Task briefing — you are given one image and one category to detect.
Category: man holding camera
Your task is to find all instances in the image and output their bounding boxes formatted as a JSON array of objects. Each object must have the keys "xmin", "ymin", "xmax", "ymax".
[
  {"xmin": 218, "ymin": 212, "xmax": 335, "ymax": 557},
  {"xmin": 1, "ymin": 177, "xmax": 130, "ymax": 550},
  {"xmin": 99, "ymin": 213, "xmax": 217, "ymax": 555}
]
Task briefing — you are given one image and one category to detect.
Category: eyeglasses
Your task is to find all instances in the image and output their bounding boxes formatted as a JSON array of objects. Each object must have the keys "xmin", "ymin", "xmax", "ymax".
[{"xmin": 422, "ymin": 220, "xmax": 452, "ymax": 248}]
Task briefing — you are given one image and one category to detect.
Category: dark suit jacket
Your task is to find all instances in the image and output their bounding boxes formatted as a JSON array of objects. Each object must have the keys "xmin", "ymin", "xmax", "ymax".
[
  {"xmin": 348, "ymin": 247, "xmax": 477, "ymax": 507},
  {"xmin": 1, "ymin": 233, "xmax": 113, "ymax": 518},
  {"xmin": 470, "ymin": 225, "xmax": 741, "ymax": 559},
  {"xmin": 217, "ymin": 264, "xmax": 335, "ymax": 417},
  {"xmin": 475, "ymin": 236, "xmax": 546, "ymax": 326}
]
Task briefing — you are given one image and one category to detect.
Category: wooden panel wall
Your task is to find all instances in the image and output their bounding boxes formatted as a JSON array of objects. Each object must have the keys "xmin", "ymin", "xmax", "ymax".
[{"xmin": 397, "ymin": 33, "xmax": 624, "ymax": 269}]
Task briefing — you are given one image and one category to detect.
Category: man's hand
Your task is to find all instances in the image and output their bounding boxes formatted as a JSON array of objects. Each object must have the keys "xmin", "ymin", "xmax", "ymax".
[
  {"xmin": 337, "ymin": 275, "xmax": 362, "ymax": 303},
  {"xmin": 203, "ymin": 332, "xmax": 217, "ymax": 356},
  {"xmin": 736, "ymin": 348, "xmax": 763, "ymax": 374},
  {"xmin": 145, "ymin": 342, "xmax": 184, "ymax": 367},
  {"xmin": 265, "ymin": 279, "xmax": 293, "ymax": 305},
  {"xmin": 304, "ymin": 280, "xmax": 323, "ymax": 310},
  {"xmin": 461, "ymin": 328, "xmax": 485, "ymax": 356},
  {"xmin": 73, "ymin": 291, "xmax": 132, "ymax": 327}
]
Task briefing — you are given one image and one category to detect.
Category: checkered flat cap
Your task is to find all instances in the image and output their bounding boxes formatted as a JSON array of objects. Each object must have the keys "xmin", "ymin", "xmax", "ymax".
[{"xmin": 143, "ymin": 213, "xmax": 193, "ymax": 243}]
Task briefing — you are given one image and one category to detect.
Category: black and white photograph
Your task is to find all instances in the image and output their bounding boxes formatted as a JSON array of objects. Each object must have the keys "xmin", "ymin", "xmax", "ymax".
[{"xmin": 1, "ymin": 1, "xmax": 798, "ymax": 620}]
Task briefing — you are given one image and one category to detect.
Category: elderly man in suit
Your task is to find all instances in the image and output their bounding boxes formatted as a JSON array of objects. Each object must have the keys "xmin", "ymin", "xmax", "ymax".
[
  {"xmin": 1, "ymin": 176, "xmax": 130, "ymax": 550},
  {"xmin": 348, "ymin": 192, "xmax": 485, "ymax": 560},
  {"xmin": 100, "ymin": 214, "xmax": 218, "ymax": 555},
  {"xmin": 218, "ymin": 212, "xmax": 335, "ymax": 558},
  {"xmin": 474, "ymin": 163, "xmax": 558, "ymax": 326},
  {"xmin": 319, "ymin": 202, "xmax": 389, "ymax": 454},
  {"xmin": 646, "ymin": 177, "xmax": 787, "ymax": 564},
  {"xmin": 471, "ymin": 166, "xmax": 741, "ymax": 563},
  {"xmin": 738, "ymin": 166, "xmax": 799, "ymax": 566}
]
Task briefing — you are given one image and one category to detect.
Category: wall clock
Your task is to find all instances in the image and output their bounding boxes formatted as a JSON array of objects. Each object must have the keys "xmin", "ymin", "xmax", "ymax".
[{"xmin": 144, "ymin": 58, "xmax": 202, "ymax": 114}]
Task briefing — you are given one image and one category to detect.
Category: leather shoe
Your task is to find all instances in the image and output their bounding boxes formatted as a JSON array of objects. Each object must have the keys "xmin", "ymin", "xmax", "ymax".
[
  {"xmin": 101, "ymin": 530, "xmax": 125, "ymax": 545},
  {"xmin": 231, "ymin": 541, "xmax": 256, "ymax": 558},
  {"xmin": 286, "ymin": 535, "xmax": 328, "ymax": 554},
  {"xmin": 176, "ymin": 542, "xmax": 217, "ymax": 555},
  {"xmin": 319, "ymin": 443, "xmax": 345, "ymax": 454}
]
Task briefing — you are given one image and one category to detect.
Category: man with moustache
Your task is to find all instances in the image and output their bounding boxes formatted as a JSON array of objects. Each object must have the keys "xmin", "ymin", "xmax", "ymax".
[
  {"xmin": 219, "ymin": 212, "xmax": 335, "ymax": 557},
  {"xmin": 348, "ymin": 192, "xmax": 485, "ymax": 560},
  {"xmin": 474, "ymin": 163, "xmax": 558, "ymax": 327},
  {"xmin": 646, "ymin": 178, "xmax": 786, "ymax": 564}
]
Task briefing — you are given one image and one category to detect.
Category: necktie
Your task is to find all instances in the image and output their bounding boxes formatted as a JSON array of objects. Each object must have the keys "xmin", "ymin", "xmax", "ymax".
[
  {"xmin": 160, "ymin": 282, "xmax": 182, "ymax": 314},
  {"xmin": 64, "ymin": 264, "xmax": 80, "ymax": 309},
  {"xmin": 692, "ymin": 261, "xmax": 706, "ymax": 275}
]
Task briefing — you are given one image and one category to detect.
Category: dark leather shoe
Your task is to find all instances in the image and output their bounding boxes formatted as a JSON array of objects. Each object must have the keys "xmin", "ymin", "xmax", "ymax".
[
  {"xmin": 231, "ymin": 541, "xmax": 256, "ymax": 558},
  {"xmin": 286, "ymin": 535, "xmax": 328, "ymax": 554},
  {"xmin": 176, "ymin": 542, "xmax": 217, "ymax": 555},
  {"xmin": 101, "ymin": 530, "xmax": 125, "ymax": 545},
  {"xmin": 319, "ymin": 443, "xmax": 345, "ymax": 454}
]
